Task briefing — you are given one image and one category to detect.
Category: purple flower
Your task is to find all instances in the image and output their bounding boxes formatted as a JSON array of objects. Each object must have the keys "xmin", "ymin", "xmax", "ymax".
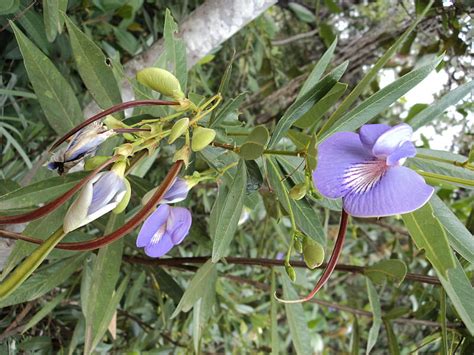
[
  {"xmin": 313, "ymin": 123, "xmax": 434, "ymax": 217},
  {"xmin": 63, "ymin": 171, "xmax": 127, "ymax": 232},
  {"xmin": 48, "ymin": 122, "xmax": 113, "ymax": 174},
  {"xmin": 142, "ymin": 177, "xmax": 191, "ymax": 205},
  {"xmin": 136, "ymin": 204, "xmax": 192, "ymax": 258}
]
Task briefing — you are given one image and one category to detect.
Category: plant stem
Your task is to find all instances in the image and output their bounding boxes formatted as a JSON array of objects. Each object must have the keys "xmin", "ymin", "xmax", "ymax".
[
  {"xmin": 211, "ymin": 142, "xmax": 304, "ymax": 157},
  {"xmin": 417, "ymin": 170, "xmax": 474, "ymax": 187},
  {"xmin": 416, "ymin": 153, "xmax": 474, "ymax": 171}
]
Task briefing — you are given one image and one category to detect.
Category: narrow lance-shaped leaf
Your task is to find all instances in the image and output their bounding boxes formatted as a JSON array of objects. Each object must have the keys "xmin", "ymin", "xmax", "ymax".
[
  {"xmin": 64, "ymin": 15, "xmax": 123, "ymax": 112},
  {"xmin": 211, "ymin": 160, "xmax": 247, "ymax": 262},
  {"xmin": 366, "ymin": 278, "xmax": 382, "ymax": 354},
  {"xmin": 11, "ymin": 22, "xmax": 82, "ymax": 135},
  {"xmin": 318, "ymin": 55, "xmax": 442, "ymax": 142},
  {"xmin": 164, "ymin": 9, "xmax": 187, "ymax": 90}
]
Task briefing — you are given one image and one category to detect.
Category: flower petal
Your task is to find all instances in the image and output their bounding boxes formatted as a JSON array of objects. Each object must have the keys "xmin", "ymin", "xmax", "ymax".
[
  {"xmin": 137, "ymin": 204, "xmax": 170, "ymax": 247},
  {"xmin": 144, "ymin": 232, "xmax": 174, "ymax": 258},
  {"xmin": 372, "ymin": 123, "xmax": 413, "ymax": 158},
  {"xmin": 88, "ymin": 172, "xmax": 125, "ymax": 215},
  {"xmin": 313, "ymin": 132, "xmax": 374, "ymax": 198},
  {"xmin": 166, "ymin": 207, "xmax": 192, "ymax": 244},
  {"xmin": 161, "ymin": 178, "xmax": 190, "ymax": 204},
  {"xmin": 343, "ymin": 166, "xmax": 434, "ymax": 217},
  {"xmin": 63, "ymin": 175, "xmax": 96, "ymax": 233},
  {"xmin": 386, "ymin": 140, "xmax": 416, "ymax": 166},
  {"xmin": 359, "ymin": 124, "xmax": 391, "ymax": 151}
]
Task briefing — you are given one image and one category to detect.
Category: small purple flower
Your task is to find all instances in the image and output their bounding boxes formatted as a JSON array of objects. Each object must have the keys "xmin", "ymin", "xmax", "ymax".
[
  {"xmin": 63, "ymin": 171, "xmax": 127, "ymax": 232},
  {"xmin": 313, "ymin": 123, "xmax": 434, "ymax": 217},
  {"xmin": 48, "ymin": 122, "xmax": 113, "ymax": 174},
  {"xmin": 136, "ymin": 204, "xmax": 192, "ymax": 258},
  {"xmin": 142, "ymin": 177, "xmax": 191, "ymax": 205}
]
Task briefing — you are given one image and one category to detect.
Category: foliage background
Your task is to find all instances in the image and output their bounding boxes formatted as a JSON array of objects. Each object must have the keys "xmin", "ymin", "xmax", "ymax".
[{"xmin": 0, "ymin": 0, "xmax": 473, "ymax": 353}]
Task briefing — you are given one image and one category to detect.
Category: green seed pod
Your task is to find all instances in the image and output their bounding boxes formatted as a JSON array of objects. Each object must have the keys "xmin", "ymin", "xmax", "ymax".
[
  {"xmin": 303, "ymin": 236, "xmax": 325, "ymax": 269},
  {"xmin": 289, "ymin": 182, "xmax": 307, "ymax": 200},
  {"xmin": 285, "ymin": 264, "xmax": 296, "ymax": 282},
  {"xmin": 191, "ymin": 127, "xmax": 216, "ymax": 152},
  {"xmin": 136, "ymin": 67, "xmax": 185, "ymax": 99},
  {"xmin": 294, "ymin": 238, "xmax": 303, "ymax": 254},
  {"xmin": 168, "ymin": 117, "xmax": 189, "ymax": 144}
]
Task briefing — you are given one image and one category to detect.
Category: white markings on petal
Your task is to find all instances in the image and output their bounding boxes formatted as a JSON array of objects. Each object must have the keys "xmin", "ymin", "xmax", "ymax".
[
  {"xmin": 149, "ymin": 224, "xmax": 167, "ymax": 247},
  {"xmin": 342, "ymin": 160, "xmax": 388, "ymax": 195}
]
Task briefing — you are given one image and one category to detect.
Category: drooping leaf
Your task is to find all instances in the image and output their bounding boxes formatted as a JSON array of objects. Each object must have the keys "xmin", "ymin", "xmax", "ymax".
[
  {"xmin": 211, "ymin": 160, "xmax": 247, "ymax": 262},
  {"xmin": 366, "ymin": 278, "xmax": 382, "ymax": 354},
  {"xmin": 164, "ymin": 9, "xmax": 187, "ymax": 90},
  {"xmin": 171, "ymin": 260, "xmax": 217, "ymax": 318},
  {"xmin": 402, "ymin": 203, "xmax": 455, "ymax": 277},
  {"xmin": 64, "ymin": 15, "xmax": 123, "ymax": 112},
  {"xmin": 11, "ymin": 22, "xmax": 82, "ymax": 135}
]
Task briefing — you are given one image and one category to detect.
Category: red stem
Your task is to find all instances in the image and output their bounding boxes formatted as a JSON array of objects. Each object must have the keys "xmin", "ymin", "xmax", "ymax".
[
  {"xmin": 50, "ymin": 99, "xmax": 179, "ymax": 151},
  {"xmin": 0, "ymin": 156, "xmax": 119, "ymax": 224},
  {"xmin": 0, "ymin": 160, "xmax": 183, "ymax": 251}
]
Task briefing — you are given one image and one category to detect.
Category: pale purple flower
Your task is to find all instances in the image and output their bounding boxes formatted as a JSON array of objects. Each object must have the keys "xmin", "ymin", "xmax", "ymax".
[
  {"xmin": 48, "ymin": 122, "xmax": 113, "ymax": 174},
  {"xmin": 142, "ymin": 177, "xmax": 191, "ymax": 205},
  {"xmin": 136, "ymin": 204, "xmax": 192, "ymax": 258},
  {"xmin": 313, "ymin": 123, "xmax": 434, "ymax": 217},
  {"xmin": 63, "ymin": 171, "xmax": 127, "ymax": 232}
]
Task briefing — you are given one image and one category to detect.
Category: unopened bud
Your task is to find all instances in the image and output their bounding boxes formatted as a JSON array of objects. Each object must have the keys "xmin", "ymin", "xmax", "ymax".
[
  {"xmin": 168, "ymin": 117, "xmax": 189, "ymax": 144},
  {"xmin": 303, "ymin": 236, "xmax": 325, "ymax": 269},
  {"xmin": 294, "ymin": 238, "xmax": 303, "ymax": 254},
  {"xmin": 113, "ymin": 179, "xmax": 131, "ymax": 214},
  {"xmin": 84, "ymin": 156, "xmax": 111, "ymax": 171},
  {"xmin": 115, "ymin": 143, "xmax": 134, "ymax": 157},
  {"xmin": 289, "ymin": 183, "xmax": 307, "ymax": 200},
  {"xmin": 191, "ymin": 127, "xmax": 216, "ymax": 152},
  {"xmin": 136, "ymin": 68, "xmax": 185, "ymax": 100},
  {"xmin": 174, "ymin": 145, "xmax": 191, "ymax": 167},
  {"xmin": 285, "ymin": 264, "xmax": 296, "ymax": 282},
  {"xmin": 104, "ymin": 115, "xmax": 127, "ymax": 129}
]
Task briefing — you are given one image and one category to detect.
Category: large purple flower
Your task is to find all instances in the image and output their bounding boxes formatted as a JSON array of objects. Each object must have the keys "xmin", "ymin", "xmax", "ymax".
[
  {"xmin": 136, "ymin": 204, "xmax": 192, "ymax": 258},
  {"xmin": 313, "ymin": 123, "xmax": 434, "ymax": 217}
]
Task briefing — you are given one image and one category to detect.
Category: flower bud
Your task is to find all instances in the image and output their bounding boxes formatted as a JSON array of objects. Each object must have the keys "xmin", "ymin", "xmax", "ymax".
[
  {"xmin": 113, "ymin": 179, "xmax": 131, "ymax": 214},
  {"xmin": 302, "ymin": 236, "xmax": 325, "ymax": 269},
  {"xmin": 191, "ymin": 127, "xmax": 216, "ymax": 152},
  {"xmin": 168, "ymin": 117, "xmax": 189, "ymax": 144},
  {"xmin": 104, "ymin": 115, "xmax": 127, "ymax": 129},
  {"xmin": 285, "ymin": 264, "xmax": 296, "ymax": 282},
  {"xmin": 136, "ymin": 67, "xmax": 185, "ymax": 100},
  {"xmin": 84, "ymin": 156, "xmax": 111, "ymax": 171},
  {"xmin": 289, "ymin": 183, "xmax": 307, "ymax": 200},
  {"xmin": 173, "ymin": 145, "xmax": 191, "ymax": 167}
]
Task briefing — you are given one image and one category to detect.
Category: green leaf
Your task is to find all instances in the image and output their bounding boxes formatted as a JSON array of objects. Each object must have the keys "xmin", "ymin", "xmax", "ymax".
[
  {"xmin": 271, "ymin": 270, "xmax": 279, "ymax": 355},
  {"xmin": 295, "ymin": 82, "xmax": 347, "ymax": 129},
  {"xmin": 164, "ymin": 9, "xmax": 187, "ymax": 90},
  {"xmin": 43, "ymin": 0, "xmax": 59, "ymax": 42},
  {"xmin": 11, "ymin": 22, "xmax": 82, "ymax": 135},
  {"xmin": 171, "ymin": 260, "xmax": 217, "ymax": 318},
  {"xmin": 0, "ymin": 171, "xmax": 86, "ymax": 211},
  {"xmin": 192, "ymin": 274, "xmax": 216, "ymax": 353},
  {"xmin": 430, "ymin": 195, "xmax": 474, "ymax": 264},
  {"xmin": 209, "ymin": 92, "xmax": 246, "ymax": 128},
  {"xmin": 269, "ymin": 61, "xmax": 348, "ymax": 148},
  {"xmin": 17, "ymin": 8, "xmax": 50, "ymax": 53},
  {"xmin": 267, "ymin": 157, "xmax": 325, "ymax": 245},
  {"xmin": 154, "ymin": 267, "xmax": 184, "ymax": 305},
  {"xmin": 364, "ymin": 259, "xmax": 407, "ymax": 286},
  {"xmin": 281, "ymin": 273, "xmax": 312, "ymax": 355},
  {"xmin": 409, "ymin": 80, "xmax": 474, "ymax": 130},
  {"xmin": 318, "ymin": 56, "xmax": 442, "ymax": 141},
  {"xmin": 410, "ymin": 149, "xmax": 474, "ymax": 190},
  {"xmin": 239, "ymin": 126, "xmax": 270, "ymax": 160},
  {"xmin": 0, "ymin": 0, "xmax": 19, "ymax": 15},
  {"xmin": 288, "ymin": 2, "xmax": 316, "ymax": 23},
  {"xmin": 437, "ymin": 258, "xmax": 474, "ymax": 335},
  {"xmin": 0, "ymin": 253, "xmax": 86, "ymax": 307},
  {"xmin": 211, "ymin": 160, "xmax": 247, "ymax": 262},
  {"xmin": 297, "ymin": 38, "xmax": 337, "ymax": 100},
  {"xmin": 82, "ymin": 214, "xmax": 124, "ymax": 354},
  {"xmin": 350, "ymin": 317, "xmax": 360, "ymax": 355},
  {"xmin": 366, "ymin": 278, "xmax": 382, "ymax": 354},
  {"xmin": 22, "ymin": 291, "xmax": 68, "ymax": 334},
  {"xmin": 382, "ymin": 318, "xmax": 400, "ymax": 355},
  {"xmin": 64, "ymin": 15, "xmax": 123, "ymax": 112},
  {"xmin": 318, "ymin": 22, "xmax": 336, "ymax": 48},
  {"xmin": 402, "ymin": 203, "xmax": 455, "ymax": 277},
  {"xmin": 321, "ymin": 1, "xmax": 433, "ymax": 130}
]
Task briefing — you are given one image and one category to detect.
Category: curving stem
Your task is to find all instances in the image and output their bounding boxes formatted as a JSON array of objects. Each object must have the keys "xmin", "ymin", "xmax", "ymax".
[
  {"xmin": 0, "ymin": 156, "xmax": 119, "ymax": 224},
  {"xmin": 0, "ymin": 160, "xmax": 184, "ymax": 251},
  {"xmin": 275, "ymin": 210, "xmax": 349, "ymax": 304},
  {"xmin": 49, "ymin": 99, "xmax": 179, "ymax": 151}
]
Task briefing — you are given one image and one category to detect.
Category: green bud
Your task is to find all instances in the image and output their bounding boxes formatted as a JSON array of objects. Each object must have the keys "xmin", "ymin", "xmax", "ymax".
[
  {"xmin": 289, "ymin": 182, "xmax": 307, "ymax": 200},
  {"xmin": 285, "ymin": 264, "xmax": 296, "ymax": 282},
  {"xmin": 84, "ymin": 156, "xmax": 111, "ymax": 171},
  {"xmin": 136, "ymin": 67, "xmax": 185, "ymax": 99},
  {"xmin": 114, "ymin": 143, "xmax": 134, "ymax": 157},
  {"xmin": 104, "ymin": 115, "xmax": 127, "ymax": 129},
  {"xmin": 168, "ymin": 117, "xmax": 189, "ymax": 144},
  {"xmin": 113, "ymin": 179, "xmax": 131, "ymax": 214},
  {"xmin": 303, "ymin": 236, "xmax": 325, "ymax": 269},
  {"xmin": 191, "ymin": 127, "xmax": 216, "ymax": 152},
  {"xmin": 294, "ymin": 238, "xmax": 303, "ymax": 254}
]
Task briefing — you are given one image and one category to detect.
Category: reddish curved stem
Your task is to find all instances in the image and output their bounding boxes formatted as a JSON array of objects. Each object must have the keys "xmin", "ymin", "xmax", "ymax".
[
  {"xmin": 0, "ymin": 156, "xmax": 119, "ymax": 224},
  {"xmin": 0, "ymin": 160, "xmax": 183, "ymax": 251},
  {"xmin": 276, "ymin": 210, "xmax": 349, "ymax": 304},
  {"xmin": 50, "ymin": 99, "xmax": 179, "ymax": 151}
]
